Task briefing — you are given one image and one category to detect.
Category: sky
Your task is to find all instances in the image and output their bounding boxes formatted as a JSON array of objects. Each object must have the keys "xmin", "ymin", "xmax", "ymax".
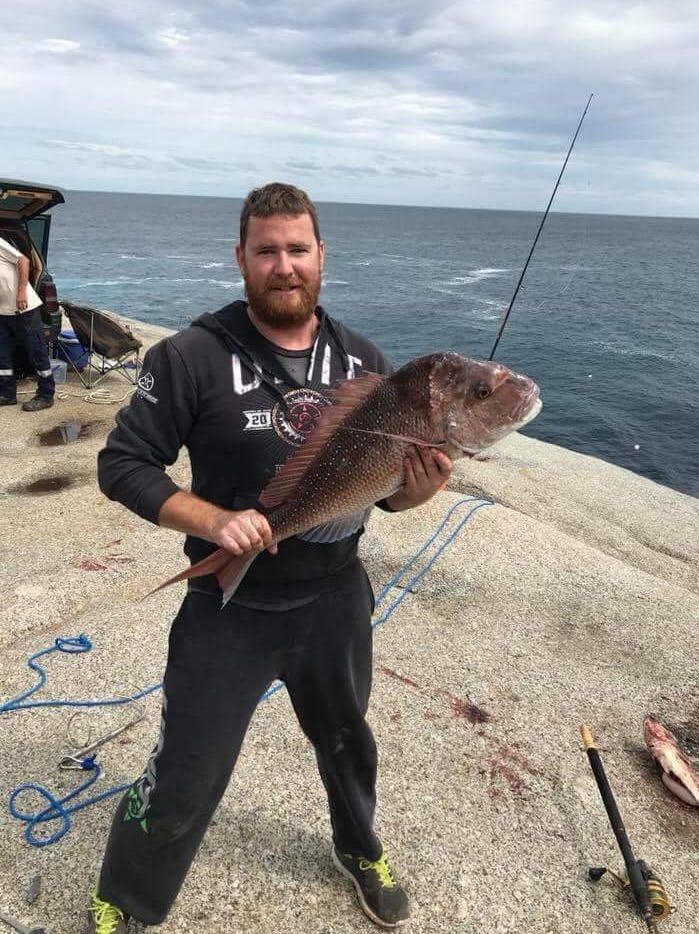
[{"xmin": 2, "ymin": 1, "xmax": 699, "ymax": 216}]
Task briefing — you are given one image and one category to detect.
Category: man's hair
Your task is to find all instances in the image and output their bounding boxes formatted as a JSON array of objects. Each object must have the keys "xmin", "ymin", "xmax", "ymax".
[{"xmin": 239, "ymin": 182, "xmax": 320, "ymax": 247}]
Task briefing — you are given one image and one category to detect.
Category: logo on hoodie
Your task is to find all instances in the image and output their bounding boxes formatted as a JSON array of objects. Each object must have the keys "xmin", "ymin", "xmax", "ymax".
[
  {"xmin": 136, "ymin": 372, "xmax": 158, "ymax": 403},
  {"xmin": 272, "ymin": 388, "xmax": 331, "ymax": 446}
]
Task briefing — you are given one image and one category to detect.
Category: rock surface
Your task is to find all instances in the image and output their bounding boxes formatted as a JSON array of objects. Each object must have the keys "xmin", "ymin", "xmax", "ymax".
[{"xmin": 1, "ymin": 315, "xmax": 697, "ymax": 933}]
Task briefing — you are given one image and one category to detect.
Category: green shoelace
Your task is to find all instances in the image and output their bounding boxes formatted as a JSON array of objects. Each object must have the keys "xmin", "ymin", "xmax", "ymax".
[
  {"xmin": 358, "ymin": 851, "xmax": 396, "ymax": 888},
  {"xmin": 89, "ymin": 894, "xmax": 126, "ymax": 934}
]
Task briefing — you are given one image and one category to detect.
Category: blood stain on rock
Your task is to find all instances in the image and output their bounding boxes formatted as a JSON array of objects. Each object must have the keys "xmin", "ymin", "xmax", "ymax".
[{"xmin": 377, "ymin": 666, "xmax": 420, "ymax": 689}]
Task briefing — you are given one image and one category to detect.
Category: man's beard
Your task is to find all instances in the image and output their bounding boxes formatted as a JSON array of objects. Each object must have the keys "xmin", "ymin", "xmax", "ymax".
[{"xmin": 244, "ymin": 273, "xmax": 321, "ymax": 327}]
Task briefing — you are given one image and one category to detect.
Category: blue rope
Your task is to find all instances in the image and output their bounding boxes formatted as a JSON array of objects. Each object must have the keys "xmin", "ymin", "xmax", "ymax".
[
  {"xmin": 4, "ymin": 496, "xmax": 491, "ymax": 845},
  {"xmin": 0, "ymin": 634, "xmax": 162, "ymax": 714},
  {"xmin": 7, "ymin": 760, "xmax": 131, "ymax": 847},
  {"xmin": 372, "ymin": 496, "xmax": 492, "ymax": 628}
]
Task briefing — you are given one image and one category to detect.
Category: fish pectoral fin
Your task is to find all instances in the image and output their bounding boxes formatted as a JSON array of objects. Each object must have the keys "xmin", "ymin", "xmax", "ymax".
[{"xmin": 219, "ymin": 552, "xmax": 258, "ymax": 606}]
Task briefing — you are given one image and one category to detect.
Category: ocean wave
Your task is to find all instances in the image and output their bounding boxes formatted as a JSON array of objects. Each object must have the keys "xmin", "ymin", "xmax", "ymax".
[
  {"xmin": 590, "ymin": 340, "xmax": 684, "ymax": 366},
  {"xmin": 441, "ymin": 268, "xmax": 512, "ymax": 287},
  {"xmin": 324, "ymin": 279, "xmax": 350, "ymax": 286},
  {"xmin": 120, "ymin": 254, "xmax": 150, "ymax": 260},
  {"xmin": 171, "ymin": 259, "xmax": 228, "ymax": 268},
  {"xmin": 62, "ymin": 275, "xmax": 243, "ymax": 289},
  {"xmin": 171, "ymin": 278, "xmax": 242, "ymax": 288},
  {"xmin": 65, "ymin": 277, "xmax": 166, "ymax": 287}
]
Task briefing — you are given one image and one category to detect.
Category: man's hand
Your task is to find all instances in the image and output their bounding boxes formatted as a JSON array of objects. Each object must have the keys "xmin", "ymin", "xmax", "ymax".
[
  {"xmin": 158, "ymin": 492, "xmax": 278, "ymax": 556},
  {"xmin": 384, "ymin": 446, "xmax": 453, "ymax": 512},
  {"xmin": 208, "ymin": 507, "xmax": 278, "ymax": 556},
  {"xmin": 16, "ymin": 288, "xmax": 28, "ymax": 311}
]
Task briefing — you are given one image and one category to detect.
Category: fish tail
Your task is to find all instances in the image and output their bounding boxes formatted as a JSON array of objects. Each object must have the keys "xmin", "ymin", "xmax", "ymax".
[
  {"xmin": 217, "ymin": 552, "xmax": 258, "ymax": 606},
  {"xmin": 146, "ymin": 547, "xmax": 236, "ymax": 597}
]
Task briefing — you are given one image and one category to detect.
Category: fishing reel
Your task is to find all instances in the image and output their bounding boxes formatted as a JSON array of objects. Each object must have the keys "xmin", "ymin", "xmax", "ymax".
[{"xmin": 588, "ymin": 860, "xmax": 674, "ymax": 921}]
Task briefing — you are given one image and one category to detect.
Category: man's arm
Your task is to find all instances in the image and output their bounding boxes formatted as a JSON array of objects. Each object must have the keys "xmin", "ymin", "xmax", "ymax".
[
  {"xmin": 16, "ymin": 255, "xmax": 30, "ymax": 310},
  {"xmin": 98, "ymin": 337, "xmax": 277, "ymax": 558}
]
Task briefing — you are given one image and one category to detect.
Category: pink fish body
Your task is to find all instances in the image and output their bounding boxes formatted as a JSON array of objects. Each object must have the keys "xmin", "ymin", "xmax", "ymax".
[
  {"xmin": 644, "ymin": 716, "xmax": 699, "ymax": 807},
  {"xmin": 154, "ymin": 352, "xmax": 542, "ymax": 603}
]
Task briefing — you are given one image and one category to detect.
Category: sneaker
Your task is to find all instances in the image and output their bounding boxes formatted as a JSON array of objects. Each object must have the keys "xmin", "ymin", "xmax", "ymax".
[
  {"xmin": 0, "ymin": 396, "xmax": 17, "ymax": 406},
  {"xmin": 22, "ymin": 394, "xmax": 54, "ymax": 412},
  {"xmin": 85, "ymin": 892, "xmax": 129, "ymax": 933},
  {"xmin": 332, "ymin": 846, "xmax": 410, "ymax": 928}
]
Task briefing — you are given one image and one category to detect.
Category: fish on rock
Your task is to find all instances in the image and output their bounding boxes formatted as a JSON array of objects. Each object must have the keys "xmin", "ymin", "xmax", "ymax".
[
  {"xmin": 154, "ymin": 352, "xmax": 542, "ymax": 604},
  {"xmin": 644, "ymin": 716, "xmax": 699, "ymax": 807}
]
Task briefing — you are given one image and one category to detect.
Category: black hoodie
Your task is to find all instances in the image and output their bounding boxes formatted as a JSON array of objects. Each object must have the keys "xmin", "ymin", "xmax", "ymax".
[{"xmin": 97, "ymin": 301, "xmax": 391, "ymax": 602}]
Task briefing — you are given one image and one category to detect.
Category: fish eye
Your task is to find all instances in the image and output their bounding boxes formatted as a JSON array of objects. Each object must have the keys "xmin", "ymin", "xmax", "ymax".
[{"xmin": 474, "ymin": 383, "xmax": 491, "ymax": 400}]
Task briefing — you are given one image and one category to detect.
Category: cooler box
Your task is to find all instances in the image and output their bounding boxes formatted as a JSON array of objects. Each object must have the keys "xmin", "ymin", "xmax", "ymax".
[{"xmin": 54, "ymin": 328, "xmax": 89, "ymax": 369}]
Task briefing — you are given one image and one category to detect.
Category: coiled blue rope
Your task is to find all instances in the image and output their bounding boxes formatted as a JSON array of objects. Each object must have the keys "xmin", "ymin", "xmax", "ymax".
[{"xmin": 4, "ymin": 496, "xmax": 491, "ymax": 845}]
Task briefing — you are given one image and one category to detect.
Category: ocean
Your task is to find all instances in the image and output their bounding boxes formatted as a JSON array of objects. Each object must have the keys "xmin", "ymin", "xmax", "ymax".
[{"xmin": 49, "ymin": 191, "xmax": 699, "ymax": 498}]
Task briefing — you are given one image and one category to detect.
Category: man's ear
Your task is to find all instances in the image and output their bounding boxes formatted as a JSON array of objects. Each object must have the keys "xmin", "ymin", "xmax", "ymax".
[
  {"xmin": 319, "ymin": 239, "xmax": 325, "ymax": 271},
  {"xmin": 235, "ymin": 243, "xmax": 244, "ymax": 271}
]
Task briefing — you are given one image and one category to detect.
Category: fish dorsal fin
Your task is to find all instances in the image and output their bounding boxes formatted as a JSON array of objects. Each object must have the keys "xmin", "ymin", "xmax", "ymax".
[{"xmin": 259, "ymin": 371, "xmax": 386, "ymax": 509}]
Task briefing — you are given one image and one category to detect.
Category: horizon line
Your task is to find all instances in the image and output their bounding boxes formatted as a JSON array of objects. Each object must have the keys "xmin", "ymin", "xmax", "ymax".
[{"xmin": 55, "ymin": 184, "xmax": 699, "ymax": 223}]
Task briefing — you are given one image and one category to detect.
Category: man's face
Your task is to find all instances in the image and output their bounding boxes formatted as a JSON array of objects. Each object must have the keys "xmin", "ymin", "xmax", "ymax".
[{"xmin": 235, "ymin": 213, "xmax": 324, "ymax": 327}]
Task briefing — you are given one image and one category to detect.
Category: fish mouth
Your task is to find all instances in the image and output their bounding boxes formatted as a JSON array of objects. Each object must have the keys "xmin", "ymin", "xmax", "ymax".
[{"xmin": 512, "ymin": 383, "xmax": 541, "ymax": 426}]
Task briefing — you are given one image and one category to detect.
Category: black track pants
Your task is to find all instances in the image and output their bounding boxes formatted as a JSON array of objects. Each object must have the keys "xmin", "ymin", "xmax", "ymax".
[
  {"xmin": 0, "ymin": 308, "xmax": 54, "ymax": 399},
  {"xmin": 98, "ymin": 565, "xmax": 381, "ymax": 925}
]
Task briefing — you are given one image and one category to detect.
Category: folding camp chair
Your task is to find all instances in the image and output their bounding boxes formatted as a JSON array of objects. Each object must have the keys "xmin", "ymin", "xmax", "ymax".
[{"xmin": 59, "ymin": 301, "xmax": 142, "ymax": 389}]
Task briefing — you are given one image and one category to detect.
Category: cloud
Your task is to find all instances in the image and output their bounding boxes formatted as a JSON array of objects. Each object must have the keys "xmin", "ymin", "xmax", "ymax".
[
  {"xmin": 37, "ymin": 38, "xmax": 82, "ymax": 54},
  {"xmin": 3, "ymin": 0, "xmax": 699, "ymax": 214}
]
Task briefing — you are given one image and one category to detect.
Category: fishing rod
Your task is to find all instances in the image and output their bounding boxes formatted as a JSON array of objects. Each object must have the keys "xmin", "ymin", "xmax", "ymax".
[
  {"xmin": 580, "ymin": 724, "xmax": 672, "ymax": 932},
  {"xmin": 488, "ymin": 93, "xmax": 594, "ymax": 361}
]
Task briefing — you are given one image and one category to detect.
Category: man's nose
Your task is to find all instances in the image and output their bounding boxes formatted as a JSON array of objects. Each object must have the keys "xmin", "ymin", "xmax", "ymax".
[{"xmin": 274, "ymin": 251, "xmax": 294, "ymax": 276}]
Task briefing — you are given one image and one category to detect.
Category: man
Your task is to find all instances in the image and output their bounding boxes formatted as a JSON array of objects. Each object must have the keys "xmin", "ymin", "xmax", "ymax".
[
  {"xmin": 0, "ymin": 235, "xmax": 55, "ymax": 411},
  {"xmin": 88, "ymin": 183, "xmax": 452, "ymax": 933}
]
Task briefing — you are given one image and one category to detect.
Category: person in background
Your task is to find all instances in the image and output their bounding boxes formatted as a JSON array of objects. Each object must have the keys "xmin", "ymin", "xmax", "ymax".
[
  {"xmin": 85, "ymin": 182, "xmax": 452, "ymax": 933},
  {"xmin": 0, "ymin": 235, "xmax": 55, "ymax": 411}
]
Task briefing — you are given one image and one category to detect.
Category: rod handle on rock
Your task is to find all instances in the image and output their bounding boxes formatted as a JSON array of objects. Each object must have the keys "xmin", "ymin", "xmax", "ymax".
[{"xmin": 581, "ymin": 723, "xmax": 595, "ymax": 750}]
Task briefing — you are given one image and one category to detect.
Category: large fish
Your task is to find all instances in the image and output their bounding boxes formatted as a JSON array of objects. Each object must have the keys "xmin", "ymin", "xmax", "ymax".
[
  {"xmin": 643, "ymin": 716, "xmax": 699, "ymax": 806},
  {"xmin": 155, "ymin": 352, "xmax": 541, "ymax": 604}
]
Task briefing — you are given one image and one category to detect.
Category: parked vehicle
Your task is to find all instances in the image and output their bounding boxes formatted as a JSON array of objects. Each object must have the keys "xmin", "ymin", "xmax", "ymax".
[{"xmin": 0, "ymin": 179, "xmax": 65, "ymax": 349}]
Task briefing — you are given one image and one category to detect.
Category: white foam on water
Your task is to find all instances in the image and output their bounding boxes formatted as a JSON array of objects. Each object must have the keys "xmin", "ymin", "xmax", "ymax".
[
  {"xmin": 171, "ymin": 278, "xmax": 242, "ymax": 288},
  {"xmin": 591, "ymin": 339, "xmax": 680, "ymax": 366},
  {"xmin": 442, "ymin": 268, "xmax": 512, "ymax": 287},
  {"xmin": 65, "ymin": 275, "xmax": 241, "ymax": 288}
]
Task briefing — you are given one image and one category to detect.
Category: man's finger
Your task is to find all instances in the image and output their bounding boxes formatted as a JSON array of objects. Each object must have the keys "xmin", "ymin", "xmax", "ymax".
[
  {"xmin": 242, "ymin": 517, "xmax": 264, "ymax": 549},
  {"xmin": 403, "ymin": 456, "xmax": 417, "ymax": 490},
  {"xmin": 417, "ymin": 445, "xmax": 442, "ymax": 480},
  {"xmin": 427, "ymin": 449, "xmax": 452, "ymax": 478},
  {"xmin": 408, "ymin": 447, "xmax": 428, "ymax": 479}
]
